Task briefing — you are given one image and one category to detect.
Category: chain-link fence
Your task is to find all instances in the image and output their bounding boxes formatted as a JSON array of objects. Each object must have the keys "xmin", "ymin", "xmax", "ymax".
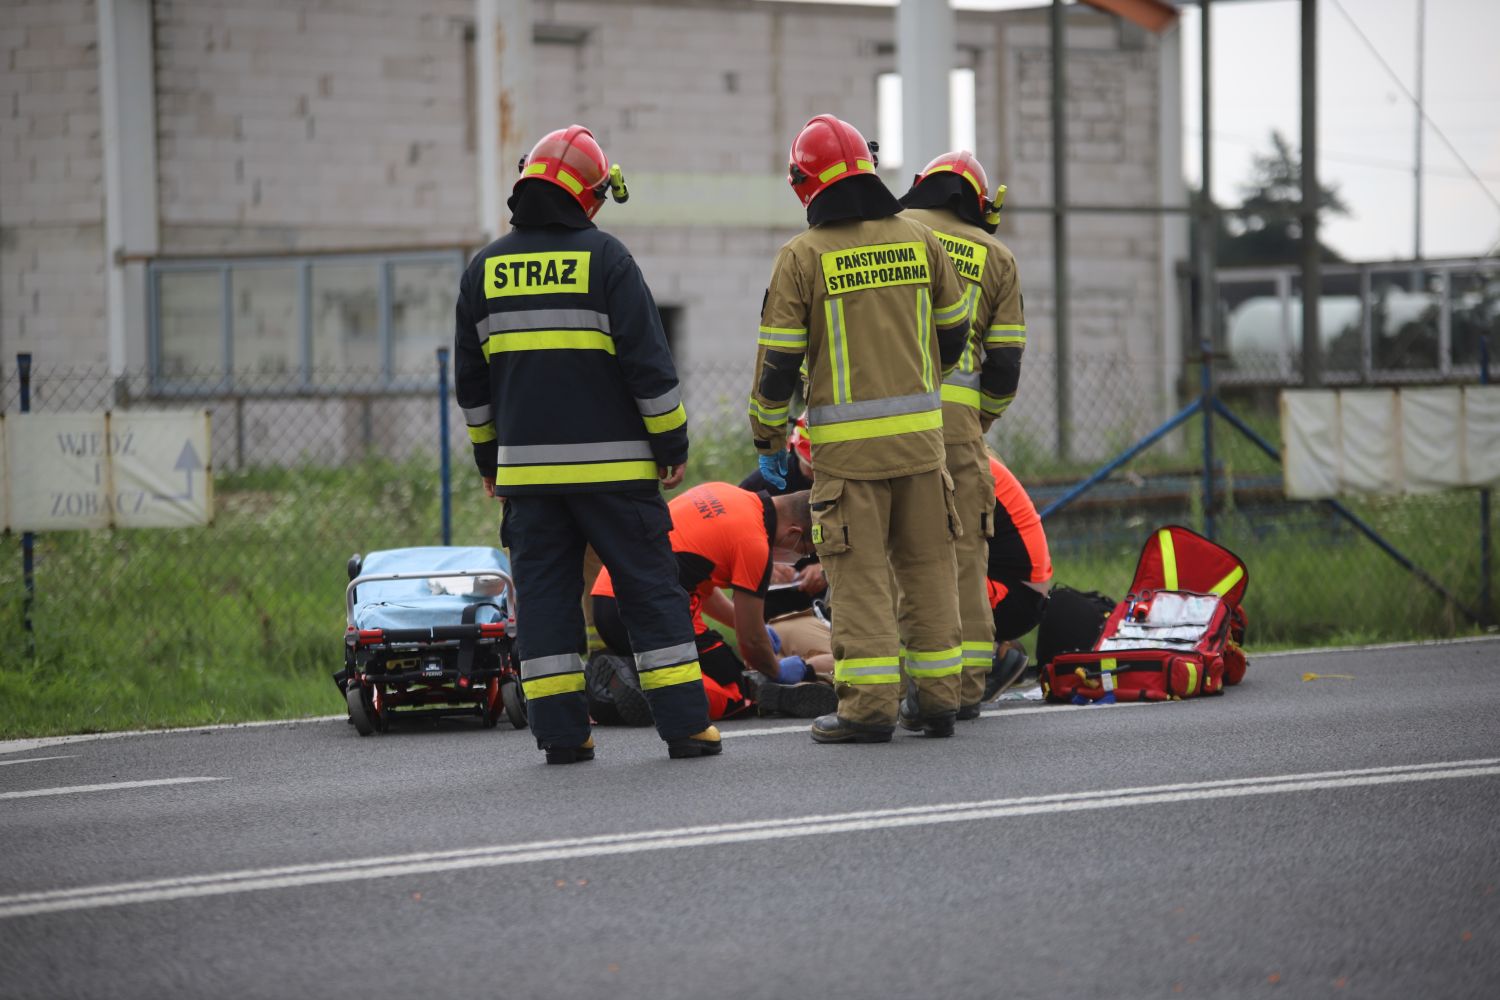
[{"xmin": 1, "ymin": 356, "xmax": 1493, "ymax": 718}]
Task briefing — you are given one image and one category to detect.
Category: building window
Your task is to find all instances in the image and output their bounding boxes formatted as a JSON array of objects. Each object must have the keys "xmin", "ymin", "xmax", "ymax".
[
  {"xmin": 876, "ymin": 67, "xmax": 978, "ymax": 169},
  {"xmin": 149, "ymin": 250, "xmax": 464, "ymax": 392}
]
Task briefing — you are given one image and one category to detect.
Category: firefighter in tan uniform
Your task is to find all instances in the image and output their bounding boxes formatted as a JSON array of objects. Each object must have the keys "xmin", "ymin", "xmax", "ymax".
[
  {"xmin": 749, "ymin": 114, "xmax": 972, "ymax": 743},
  {"xmin": 900, "ymin": 150, "xmax": 1028, "ymax": 719}
]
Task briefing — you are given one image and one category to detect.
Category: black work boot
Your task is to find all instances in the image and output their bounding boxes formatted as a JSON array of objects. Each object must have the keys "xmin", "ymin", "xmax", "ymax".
[
  {"xmin": 897, "ymin": 689, "xmax": 957, "ymax": 738},
  {"xmin": 982, "ymin": 642, "xmax": 1030, "ymax": 703},
  {"xmin": 544, "ymin": 736, "xmax": 595, "ymax": 765},
  {"xmin": 810, "ymin": 714, "xmax": 894, "ymax": 744},
  {"xmin": 610, "ymin": 660, "xmax": 655, "ymax": 727},
  {"xmin": 666, "ymin": 725, "xmax": 722, "ymax": 759},
  {"xmin": 741, "ymin": 671, "xmax": 839, "ymax": 719},
  {"xmin": 956, "ymin": 703, "xmax": 983, "ymax": 721}
]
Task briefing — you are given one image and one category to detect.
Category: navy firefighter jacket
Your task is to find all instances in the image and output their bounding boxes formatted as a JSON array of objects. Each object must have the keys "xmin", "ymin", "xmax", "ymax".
[{"xmin": 454, "ymin": 222, "xmax": 688, "ymax": 495}]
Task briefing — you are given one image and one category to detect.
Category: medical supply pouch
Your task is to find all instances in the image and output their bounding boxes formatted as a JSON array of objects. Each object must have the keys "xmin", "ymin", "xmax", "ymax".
[{"xmin": 1040, "ymin": 526, "xmax": 1249, "ymax": 703}]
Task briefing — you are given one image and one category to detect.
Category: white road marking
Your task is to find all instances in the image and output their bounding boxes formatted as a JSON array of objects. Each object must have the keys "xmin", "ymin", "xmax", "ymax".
[
  {"xmin": 721, "ymin": 699, "xmax": 1154, "ymax": 738},
  {"xmin": 2, "ymin": 758, "xmax": 1494, "ymax": 920},
  {"xmin": 0, "ymin": 718, "xmax": 343, "ymax": 756},
  {"xmin": 0, "ymin": 777, "xmax": 224, "ymax": 801},
  {"xmin": 0, "ymin": 756, "xmax": 77, "ymax": 767}
]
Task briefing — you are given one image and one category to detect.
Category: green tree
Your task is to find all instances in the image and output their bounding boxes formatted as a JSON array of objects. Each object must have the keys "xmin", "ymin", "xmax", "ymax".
[{"xmin": 1216, "ymin": 131, "xmax": 1349, "ymax": 266}]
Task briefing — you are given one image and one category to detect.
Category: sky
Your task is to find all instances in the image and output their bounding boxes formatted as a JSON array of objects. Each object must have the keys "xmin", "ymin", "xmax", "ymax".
[{"xmin": 763, "ymin": 0, "xmax": 1500, "ymax": 261}]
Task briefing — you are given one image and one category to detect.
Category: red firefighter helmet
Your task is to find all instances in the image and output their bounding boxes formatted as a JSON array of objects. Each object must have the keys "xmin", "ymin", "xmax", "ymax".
[
  {"xmin": 516, "ymin": 125, "xmax": 628, "ymax": 219},
  {"xmin": 913, "ymin": 150, "xmax": 1005, "ymax": 225},
  {"xmin": 787, "ymin": 114, "xmax": 880, "ymax": 208}
]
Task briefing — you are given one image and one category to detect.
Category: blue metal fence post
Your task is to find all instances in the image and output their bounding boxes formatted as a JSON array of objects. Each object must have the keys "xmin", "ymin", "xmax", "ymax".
[
  {"xmin": 18, "ymin": 353, "xmax": 35, "ymax": 656},
  {"xmin": 1201, "ymin": 331, "xmax": 1216, "ymax": 540},
  {"xmin": 437, "ymin": 347, "xmax": 452, "ymax": 547},
  {"xmin": 1481, "ymin": 334, "xmax": 1492, "ymax": 626}
]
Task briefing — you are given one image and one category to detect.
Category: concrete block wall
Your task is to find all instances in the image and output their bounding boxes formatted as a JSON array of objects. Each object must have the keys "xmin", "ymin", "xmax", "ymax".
[{"xmin": 0, "ymin": 0, "xmax": 107, "ymax": 370}]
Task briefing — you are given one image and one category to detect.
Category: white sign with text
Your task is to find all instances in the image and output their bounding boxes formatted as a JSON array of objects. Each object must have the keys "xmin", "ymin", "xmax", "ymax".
[{"xmin": 1, "ymin": 411, "xmax": 213, "ymax": 531}]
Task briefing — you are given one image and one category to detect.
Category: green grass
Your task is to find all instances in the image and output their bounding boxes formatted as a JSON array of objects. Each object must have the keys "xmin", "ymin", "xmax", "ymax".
[{"xmin": 0, "ymin": 419, "xmax": 1492, "ymax": 739}]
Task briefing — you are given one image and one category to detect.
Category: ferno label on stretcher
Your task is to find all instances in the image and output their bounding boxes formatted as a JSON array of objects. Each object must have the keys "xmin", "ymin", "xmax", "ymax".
[{"xmin": 1, "ymin": 411, "xmax": 213, "ymax": 531}]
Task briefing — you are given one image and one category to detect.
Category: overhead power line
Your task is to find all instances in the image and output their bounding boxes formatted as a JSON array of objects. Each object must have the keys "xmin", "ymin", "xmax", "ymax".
[{"xmin": 1328, "ymin": 0, "xmax": 1500, "ymax": 226}]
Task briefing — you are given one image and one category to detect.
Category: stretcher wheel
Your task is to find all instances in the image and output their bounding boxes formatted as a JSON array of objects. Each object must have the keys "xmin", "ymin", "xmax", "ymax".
[
  {"xmin": 501, "ymin": 680, "xmax": 527, "ymax": 730},
  {"xmin": 480, "ymin": 677, "xmax": 502, "ymax": 729},
  {"xmin": 346, "ymin": 685, "xmax": 375, "ymax": 737}
]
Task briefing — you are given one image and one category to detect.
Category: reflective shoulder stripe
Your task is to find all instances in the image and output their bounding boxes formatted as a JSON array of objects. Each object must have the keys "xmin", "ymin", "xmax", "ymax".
[
  {"xmin": 494, "ymin": 460, "xmax": 658, "ymax": 487},
  {"xmin": 466, "ymin": 423, "xmax": 498, "ymax": 444},
  {"xmin": 826, "ymin": 298, "xmax": 851, "ymax": 405},
  {"xmin": 1210, "ymin": 565, "xmax": 1245, "ymax": 597},
  {"xmin": 483, "ymin": 329, "xmax": 616, "ymax": 358},
  {"xmin": 1158, "ymin": 528, "xmax": 1179, "ymax": 590},
  {"xmin": 917, "ymin": 287, "xmax": 934, "ymax": 391}
]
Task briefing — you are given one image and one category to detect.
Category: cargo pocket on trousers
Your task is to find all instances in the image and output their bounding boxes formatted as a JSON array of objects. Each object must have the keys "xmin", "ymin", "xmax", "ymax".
[
  {"xmin": 629, "ymin": 492, "xmax": 673, "ymax": 543},
  {"xmin": 939, "ymin": 467, "xmax": 962, "ymax": 540},
  {"xmin": 809, "ymin": 478, "xmax": 850, "ymax": 557}
]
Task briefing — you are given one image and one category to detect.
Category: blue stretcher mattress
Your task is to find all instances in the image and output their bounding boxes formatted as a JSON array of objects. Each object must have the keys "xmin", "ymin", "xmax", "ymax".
[{"xmin": 351, "ymin": 546, "xmax": 510, "ymax": 632}]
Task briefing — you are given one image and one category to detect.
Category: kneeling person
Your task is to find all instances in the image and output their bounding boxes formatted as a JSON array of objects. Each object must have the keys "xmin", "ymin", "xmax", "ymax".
[{"xmin": 592, "ymin": 482, "xmax": 838, "ymax": 720}]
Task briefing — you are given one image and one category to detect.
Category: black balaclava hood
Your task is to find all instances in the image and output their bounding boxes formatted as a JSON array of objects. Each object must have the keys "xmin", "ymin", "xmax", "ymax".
[
  {"xmin": 899, "ymin": 171, "xmax": 996, "ymax": 234},
  {"xmin": 807, "ymin": 173, "xmax": 904, "ymax": 227},
  {"xmin": 508, "ymin": 178, "xmax": 595, "ymax": 230}
]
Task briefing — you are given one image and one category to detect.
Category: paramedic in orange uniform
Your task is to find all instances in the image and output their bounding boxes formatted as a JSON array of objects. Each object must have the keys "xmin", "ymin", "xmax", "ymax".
[
  {"xmin": 591, "ymin": 482, "xmax": 836, "ymax": 719},
  {"xmin": 982, "ymin": 452, "xmax": 1053, "ymax": 699}
]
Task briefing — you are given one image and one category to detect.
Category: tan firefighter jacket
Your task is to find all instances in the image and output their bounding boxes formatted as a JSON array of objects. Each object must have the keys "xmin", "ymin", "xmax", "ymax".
[
  {"xmin": 749, "ymin": 214, "xmax": 971, "ymax": 480},
  {"xmin": 900, "ymin": 207, "xmax": 1026, "ymax": 444}
]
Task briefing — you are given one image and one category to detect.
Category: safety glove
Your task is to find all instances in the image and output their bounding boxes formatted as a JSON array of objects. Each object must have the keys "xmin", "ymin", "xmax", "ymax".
[
  {"xmin": 777, "ymin": 655, "xmax": 809, "ymax": 683},
  {"xmin": 758, "ymin": 449, "xmax": 789, "ymax": 490},
  {"xmin": 765, "ymin": 624, "xmax": 782, "ymax": 655}
]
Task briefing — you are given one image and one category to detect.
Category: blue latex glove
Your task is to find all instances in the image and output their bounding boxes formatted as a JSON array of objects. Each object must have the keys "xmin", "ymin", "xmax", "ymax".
[
  {"xmin": 777, "ymin": 655, "xmax": 809, "ymax": 683},
  {"xmin": 758, "ymin": 450, "xmax": 789, "ymax": 490},
  {"xmin": 765, "ymin": 625, "xmax": 782, "ymax": 655}
]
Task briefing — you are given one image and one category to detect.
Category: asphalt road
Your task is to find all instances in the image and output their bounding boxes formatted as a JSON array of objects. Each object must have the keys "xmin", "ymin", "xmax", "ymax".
[{"xmin": 1, "ymin": 638, "xmax": 1497, "ymax": 999}]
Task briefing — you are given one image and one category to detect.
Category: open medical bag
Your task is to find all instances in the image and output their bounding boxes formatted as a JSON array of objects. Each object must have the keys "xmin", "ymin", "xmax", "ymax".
[{"xmin": 1040, "ymin": 525, "xmax": 1249, "ymax": 703}]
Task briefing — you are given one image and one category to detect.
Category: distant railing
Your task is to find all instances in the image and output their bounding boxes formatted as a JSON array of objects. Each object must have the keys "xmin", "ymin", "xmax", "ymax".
[{"xmin": 1216, "ymin": 256, "xmax": 1499, "ymax": 386}]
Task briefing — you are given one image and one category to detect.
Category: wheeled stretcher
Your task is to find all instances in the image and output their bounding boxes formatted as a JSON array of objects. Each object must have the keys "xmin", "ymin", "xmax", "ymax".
[{"xmin": 335, "ymin": 546, "xmax": 527, "ymax": 735}]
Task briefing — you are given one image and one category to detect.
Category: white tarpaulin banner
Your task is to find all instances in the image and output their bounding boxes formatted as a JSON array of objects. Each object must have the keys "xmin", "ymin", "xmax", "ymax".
[
  {"xmin": 1281, "ymin": 387, "xmax": 1500, "ymax": 499},
  {"xmin": 1, "ymin": 411, "xmax": 212, "ymax": 531}
]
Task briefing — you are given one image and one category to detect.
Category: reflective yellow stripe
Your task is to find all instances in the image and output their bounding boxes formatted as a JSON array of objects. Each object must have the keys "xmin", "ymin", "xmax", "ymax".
[
  {"xmin": 933, "ymin": 298, "xmax": 969, "ymax": 326},
  {"xmin": 1210, "ymin": 565, "xmax": 1245, "ymax": 596},
  {"xmin": 758, "ymin": 326, "xmax": 808, "ymax": 349},
  {"xmin": 522, "ymin": 672, "xmax": 586, "ymax": 699},
  {"xmin": 941, "ymin": 383, "xmax": 981, "ymax": 409},
  {"xmin": 554, "ymin": 168, "xmax": 584, "ymax": 194},
  {"xmin": 466, "ymin": 423, "xmax": 497, "ymax": 444},
  {"xmin": 904, "ymin": 646, "xmax": 963, "ymax": 678},
  {"xmin": 805, "ymin": 409, "xmax": 943, "ymax": 444},
  {"xmin": 986, "ymin": 334, "xmax": 1026, "ymax": 347},
  {"xmin": 1101, "ymin": 656, "xmax": 1118, "ymax": 693},
  {"xmin": 1158, "ymin": 529, "xmax": 1179, "ymax": 590},
  {"xmin": 980, "ymin": 392, "xmax": 1013, "ymax": 415},
  {"xmin": 826, "ymin": 298, "xmax": 852, "ymax": 404},
  {"xmin": 494, "ymin": 460, "xmax": 657, "ymax": 487},
  {"xmin": 1184, "ymin": 661, "xmax": 1199, "ymax": 695},
  {"xmin": 483, "ymin": 329, "xmax": 615, "ymax": 358},
  {"xmin": 917, "ymin": 287, "xmax": 934, "ymax": 391},
  {"xmin": 749, "ymin": 398, "xmax": 789, "ymax": 426},
  {"xmin": 834, "ymin": 656, "xmax": 901, "ymax": 685},
  {"xmin": 638, "ymin": 661, "xmax": 703, "ymax": 690},
  {"xmin": 525, "ymin": 162, "xmax": 548, "ymax": 176},
  {"xmin": 855, "ymin": 158, "xmax": 874, "ymax": 172},
  {"xmin": 642, "ymin": 403, "xmax": 686, "ymax": 434},
  {"xmin": 818, "ymin": 161, "xmax": 848, "ymax": 183}
]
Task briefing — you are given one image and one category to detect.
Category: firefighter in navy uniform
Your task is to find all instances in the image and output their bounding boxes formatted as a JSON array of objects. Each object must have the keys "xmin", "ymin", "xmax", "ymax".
[
  {"xmin": 455, "ymin": 125, "xmax": 720, "ymax": 764},
  {"xmin": 750, "ymin": 115, "xmax": 972, "ymax": 744},
  {"xmin": 899, "ymin": 150, "xmax": 1027, "ymax": 720}
]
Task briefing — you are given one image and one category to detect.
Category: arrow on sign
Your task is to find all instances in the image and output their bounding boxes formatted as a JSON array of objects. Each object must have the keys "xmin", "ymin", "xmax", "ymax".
[{"xmin": 154, "ymin": 441, "xmax": 202, "ymax": 501}]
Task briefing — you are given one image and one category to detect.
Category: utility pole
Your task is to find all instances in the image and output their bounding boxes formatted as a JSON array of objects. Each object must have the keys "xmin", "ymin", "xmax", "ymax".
[
  {"xmin": 1412, "ymin": 0, "xmax": 1426, "ymax": 286},
  {"xmin": 1051, "ymin": 0, "xmax": 1071, "ymax": 460},
  {"xmin": 1300, "ymin": 0, "xmax": 1322, "ymax": 388}
]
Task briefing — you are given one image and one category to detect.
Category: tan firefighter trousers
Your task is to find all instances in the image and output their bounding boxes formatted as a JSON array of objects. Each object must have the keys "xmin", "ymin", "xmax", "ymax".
[
  {"xmin": 811, "ymin": 467, "xmax": 963, "ymax": 727},
  {"xmin": 945, "ymin": 438, "xmax": 998, "ymax": 706}
]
